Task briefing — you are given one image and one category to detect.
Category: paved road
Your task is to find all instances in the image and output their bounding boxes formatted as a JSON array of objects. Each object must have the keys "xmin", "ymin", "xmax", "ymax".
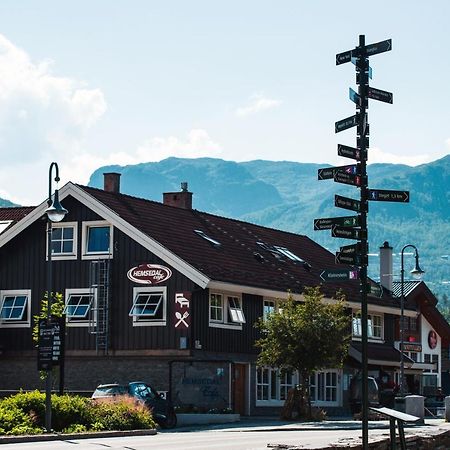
[{"xmin": 1, "ymin": 419, "xmax": 449, "ymax": 450}]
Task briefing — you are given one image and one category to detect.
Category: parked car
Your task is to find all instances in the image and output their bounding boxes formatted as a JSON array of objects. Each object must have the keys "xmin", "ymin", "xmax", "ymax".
[
  {"xmin": 349, "ymin": 375, "xmax": 379, "ymax": 414},
  {"xmin": 92, "ymin": 381, "xmax": 177, "ymax": 428}
]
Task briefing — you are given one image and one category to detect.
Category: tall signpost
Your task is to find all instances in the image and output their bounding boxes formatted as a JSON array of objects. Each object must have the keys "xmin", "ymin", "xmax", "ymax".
[{"xmin": 314, "ymin": 35, "xmax": 404, "ymax": 449}]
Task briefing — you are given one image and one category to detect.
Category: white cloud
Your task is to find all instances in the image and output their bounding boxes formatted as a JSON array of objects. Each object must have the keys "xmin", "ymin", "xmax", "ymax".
[
  {"xmin": 235, "ymin": 93, "xmax": 281, "ymax": 118},
  {"xmin": 0, "ymin": 34, "xmax": 107, "ymax": 204},
  {"xmin": 368, "ymin": 147, "xmax": 437, "ymax": 166}
]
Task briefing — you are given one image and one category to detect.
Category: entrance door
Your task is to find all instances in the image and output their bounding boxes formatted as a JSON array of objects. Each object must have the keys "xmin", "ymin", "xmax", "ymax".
[{"xmin": 233, "ymin": 364, "xmax": 246, "ymax": 415}]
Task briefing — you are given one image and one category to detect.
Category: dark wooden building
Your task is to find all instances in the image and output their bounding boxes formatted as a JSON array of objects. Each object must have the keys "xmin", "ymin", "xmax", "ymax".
[{"xmin": 0, "ymin": 174, "xmax": 449, "ymax": 415}]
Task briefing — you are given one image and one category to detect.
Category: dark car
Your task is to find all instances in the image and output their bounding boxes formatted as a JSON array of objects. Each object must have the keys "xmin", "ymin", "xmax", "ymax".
[
  {"xmin": 92, "ymin": 381, "xmax": 177, "ymax": 428},
  {"xmin": 349, "ymin": 375, "xmax": 379, "ymax": 414}
]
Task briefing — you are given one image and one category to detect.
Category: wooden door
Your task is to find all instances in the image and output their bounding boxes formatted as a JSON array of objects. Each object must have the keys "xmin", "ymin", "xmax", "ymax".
[{"xmin": 233, "ymin": 364, "xmax": 246, "ymax": 415}]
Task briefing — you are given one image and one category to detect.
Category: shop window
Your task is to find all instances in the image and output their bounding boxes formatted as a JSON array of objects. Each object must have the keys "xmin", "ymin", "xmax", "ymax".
[
  {"xmin": 0, "ymin": 290, "xmax": 31, "ymax": 328},
  {"xmin": 129, "ymin": 287, "xmax": 166, "ymax": 326},
  {"xmin": 256, "ymin": 367, "xmax": 296, "ymax": 404},
  {"xmin": 309, "ymin": 370, "xmax": 340, "ymax": 405}
]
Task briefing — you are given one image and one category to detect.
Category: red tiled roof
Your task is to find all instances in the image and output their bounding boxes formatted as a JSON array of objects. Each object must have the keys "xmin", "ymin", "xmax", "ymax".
[{"xmin": 77, "ymin": 185, "xmax": 403, "ymax": 306}]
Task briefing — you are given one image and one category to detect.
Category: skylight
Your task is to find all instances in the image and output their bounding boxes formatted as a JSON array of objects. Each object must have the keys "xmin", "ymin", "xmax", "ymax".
[
  {"xmin": 274, "ymin": 246, "xmax": 305, "ymax": 263},
  {"xmin": 0, "ymin": 221, "xmax": 12, "ymax": 234},
  {"xmin": 194, "ymin": 230, "xmax": 221, "ymax": 247}
]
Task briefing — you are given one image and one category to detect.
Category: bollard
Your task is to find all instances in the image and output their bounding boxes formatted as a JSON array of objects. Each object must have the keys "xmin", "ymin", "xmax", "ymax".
[{"xmin": 405, "ymin": 395, "xmax": 424, "ymax": 424}]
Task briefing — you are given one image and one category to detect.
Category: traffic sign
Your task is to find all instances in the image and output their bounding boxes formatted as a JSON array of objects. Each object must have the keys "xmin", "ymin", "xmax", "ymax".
[
  {"xmin": 336, "ymin": 50, "xmax": 352, "ymax": 65},
  {"xmin": 349, "ymin": 87, "xmax": 361, "ymax": 105},
  {"xmin": 334, "ymin": 171, "xmax": 362, "ymax": 187},
  {"xmin": 337, "ymin": 144, "xmax": 367, "ymax": 161},
  {"xmin": 314, "ymin": 215, "xmax": 360, "ymax": 231},
  {"xmin": 368, "ymin": 189, "xmax": 409, "ymax": 202},
  {"xmin": 335, "ymin": 195, "xmax": 367, "ymax": 212},
  {"xmin": 317, "ymin": 164, "xmax": 357, "ymax": 180},
  {"xmin": 335, "ymin": 114, "xmax": 359, "ymax": 133},
  {"xmin": 320, "ymin": 269, "xmax": 359, "ymax": 282},
  {"xmin": 368, "ymin": 87, "xmax": 393, "ymax": 104},
  {"xmin": 365, "ymin": 39, "xmax": 392, "ymax": 57},
  {"xmin": 332, "ymin": 225, "xmax": 366, "ymax": 240}
]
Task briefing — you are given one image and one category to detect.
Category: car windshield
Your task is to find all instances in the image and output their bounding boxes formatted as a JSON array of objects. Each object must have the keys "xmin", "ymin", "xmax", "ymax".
[
  {"xmin": 129, "ymin": 382, "xmax": 158, "ymax": 399},
  {"xmin": 93, "ymin": 385, "xmax": 127, "ymax": 397}
]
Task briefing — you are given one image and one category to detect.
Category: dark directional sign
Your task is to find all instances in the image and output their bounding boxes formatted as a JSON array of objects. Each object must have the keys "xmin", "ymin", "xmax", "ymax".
[
  {"xmin": 334, "ymin": 171, "xmax": 362, "ymax": 187},
  {"xmin": 314, "ymin": 215, "xmax": 360, "ymax": 231},
  {"xmin": 332, "ymin": 225, "xmax": 366, "ymax": 240},
  {"xmin": 335, "ymin": 251, "xmax": 360, "ymax": 265},
  {"xmin": 357, "ymin": 135, "xmax": 369, "ymax": 149},
  {"xmin": 368, "ymin": 189, "xmax": 409, "ymax": 202},
  {"xmin": 318, "ymin": 164, "xmax": 357, "ymax": 180},
  {"xmin": 335, "ymin": 114, "xmax": 359, "ymax": 133},
  {"xmin": 349, "ymin": 87, "xmax": 360, "ymax": 105},
  {"xmin": 336, "ymin": 50, "xmax": 352, "ymax": 65},
  {"xmin": 365, "ymin": 39, "xmax": 392, "ymax": 57},
  {"xmin": 335, "ymin": 195, "xmax": 366, "ymax": 212},
  {"xmin": 368, "ymin": 87, "xmax": 393, "ymax": 104},
  {"xmin": 338, "ymin": 144, "xmax": 367, "ymax": 161},
  {"xmin": 340, "ymin": 242, "xmax": 364, "ymax": 255},
  {"xmin": 351, "ymin": 57, "xmax": 372, "ymax": 78},
  {"xmin": 320, "ymin": 268, "xmax": 359, "ymax": 282}
]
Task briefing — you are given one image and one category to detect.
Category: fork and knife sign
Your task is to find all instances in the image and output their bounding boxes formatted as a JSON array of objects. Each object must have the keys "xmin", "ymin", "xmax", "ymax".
[{"xmin": 175, "ymin": 311, "xmax": 190, "ymax": 328}]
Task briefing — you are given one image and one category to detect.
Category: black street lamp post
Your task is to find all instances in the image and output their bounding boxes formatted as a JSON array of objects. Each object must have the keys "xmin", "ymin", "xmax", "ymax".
[
  {"xmin": 399, "ymin": 244, "xmax": 425, "ymax": 396},
  {"xmin": 44, "ymin": 162, "xmax": 68, "ymax": 433}
]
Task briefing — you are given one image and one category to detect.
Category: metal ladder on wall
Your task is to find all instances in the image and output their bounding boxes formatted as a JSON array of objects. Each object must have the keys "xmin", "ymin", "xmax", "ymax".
[{"xmin": 88, "ymin": 259, "xmax": 111, "ymax": 355}]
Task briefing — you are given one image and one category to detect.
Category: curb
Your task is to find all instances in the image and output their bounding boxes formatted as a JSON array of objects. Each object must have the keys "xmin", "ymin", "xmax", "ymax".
[{"xmin": 0, "ymin": 429, "xmax": 157, "ymax": 445}]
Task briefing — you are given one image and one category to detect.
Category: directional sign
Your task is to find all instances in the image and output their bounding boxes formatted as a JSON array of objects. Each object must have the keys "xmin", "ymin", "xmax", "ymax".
[
  {"xmin": 368, "ymin": 189, "xmax": 409, "ymax": 203},
  {"xmin": 365, "ymin": 39, "xmax": 392, "ymax": 57},
  {"xmin": 320, "ymin": 269, "xmax": 359, "ymax": 282},
  {"xmin": 318, "ymin": 164, "xmax": 357, "ymax": 180},
  {"xmin": 349, "ymin": 87, "xmax": 360, "ymax": 105},
  {"xmin": 334, "ymin": 171, "xmax": 362, "ymax": 187},
  {"xmin": 335, "ymin": 251, "xmax": 360, "ymax": 265},
  {"xmin": 335, "ymin": 114, "xmax": 359, "ymax": 133},
  {"xmin": 357, "ymin": 135, "xmax": 369, "ymax": 149},
  {"xmin": 336, "ymin": 50, "xmax": 352, "ymax": 65},
  {"xmin": 332, "ymin": 225, "xmax": 366, "ymax": 240},
  {"xmin": 335, "ymin": 195, "xmax": 367, "ymax": 213},
  {"xmin": 368, "ymin": 87, "xmax": 393, "ymax": 104},
  {"xmin": 337, "ymin": 144, "xmax": 367, "ymax": 161},
  {"xmin": 351, "ymin": 57, "xmax": 372, "ymax": 78},
  {"xmin": 314, "ymin": 216, "xmax": 360, "ymax": 231},
  {"xmin": 340, "ymin": 242, "xmax": 366, "ymax": 255}
]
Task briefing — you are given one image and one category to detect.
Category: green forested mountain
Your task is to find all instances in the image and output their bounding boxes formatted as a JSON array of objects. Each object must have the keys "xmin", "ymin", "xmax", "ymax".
[{"xmin": 89, "ymin": 155, "xmax": 450, "ymax": 301}]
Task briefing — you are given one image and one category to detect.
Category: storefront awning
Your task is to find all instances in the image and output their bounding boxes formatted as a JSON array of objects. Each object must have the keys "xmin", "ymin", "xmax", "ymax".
[{"xmin": 349, "ymin": 342, "xmax": 414, "ymax": 368}]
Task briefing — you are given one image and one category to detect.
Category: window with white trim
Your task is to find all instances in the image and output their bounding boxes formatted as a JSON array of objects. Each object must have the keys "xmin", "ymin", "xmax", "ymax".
[
  {"xmin": 263, "ymin": 299, "xmax": 284, "ymax": 321},
  {"xmin": 209, "ymin": 293, "xmax": 245, "ymax": 328},
  {"xmin": 352, "ymin": 312, "xmax": 383, "ymax": 339},
  {"xmin": 0, "ymin": 290, "xmax": 31, "ymax": 328},
  {"xmin": 64, "ymin": 288, "xmax": 95, "ymax": 327},
  {"xmin": 129, "ymin": 286, "xmax": 167, "ymax": 326},
  {"xmin": 256, "ymin": 368, "xmax": 296, "ymax": 404},
  {"xmin": 82, "ymin": 221, "xmax": 113, "ymax": 259},
  {"xmin": 49, "ymin": 222, "xmax": 77, "ymax": 260},
  {"xmin": 309, "ymin": 370, "xmax": 340, "ymax": 405}
]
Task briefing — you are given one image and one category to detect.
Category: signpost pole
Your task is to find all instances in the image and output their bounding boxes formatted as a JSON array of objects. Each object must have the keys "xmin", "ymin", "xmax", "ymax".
[
  {"xmin": 357, "ymin": 34, "xmax": 369, "ymax": 450},
  {"xmin": 45, "ymin": 219, "xmax": 53, "ymax": 433}
]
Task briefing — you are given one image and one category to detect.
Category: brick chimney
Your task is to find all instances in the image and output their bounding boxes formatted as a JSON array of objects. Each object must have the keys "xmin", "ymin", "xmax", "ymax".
[
  {"xmin": 163, "ymin": 182, "xmax": 193, "ymax": 209},
  {"xmin": 104, "ymin": 173, "xmax": 121, "ymax": 193},
  {"xmin": 379, "ymin": 241, "xmax": 393, "ymax": 292}
]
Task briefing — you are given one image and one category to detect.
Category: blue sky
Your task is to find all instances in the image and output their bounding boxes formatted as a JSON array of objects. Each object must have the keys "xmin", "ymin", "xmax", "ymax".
[{"xmin": 0, "ymin": 1, "xmax": 449, "ymax": 204}]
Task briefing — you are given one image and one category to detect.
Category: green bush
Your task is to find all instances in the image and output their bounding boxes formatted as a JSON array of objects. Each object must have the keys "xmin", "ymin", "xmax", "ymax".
[{"xmin": 0, "ymin": 391, "xmax": 156, "ymax": 435}]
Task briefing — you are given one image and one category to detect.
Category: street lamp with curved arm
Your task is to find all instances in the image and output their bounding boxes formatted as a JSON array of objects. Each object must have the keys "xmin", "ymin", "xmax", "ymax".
[{"xmin": 400, "ymin": 244, "xmax": 425, "ymax": 396}]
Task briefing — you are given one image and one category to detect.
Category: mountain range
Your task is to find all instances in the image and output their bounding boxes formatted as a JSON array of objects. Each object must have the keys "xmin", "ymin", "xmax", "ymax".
[{"xmin": 88, "ymin": 155, "xmax": 450, "ymax": 302}]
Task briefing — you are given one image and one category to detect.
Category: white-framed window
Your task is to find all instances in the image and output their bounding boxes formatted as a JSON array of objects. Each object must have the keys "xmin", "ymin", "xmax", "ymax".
[
  {"xmin": 81, "ymin": 220, "xmax": 113, "ymax": 260},
  {"xmin": 129, "ymin": 286, "xmax": 167, "ymax": 326},
  {"xmin": 0, "ymin": 290, "xmax": 31, "ymax": 328},
  {"xmin": 352, "ymin": 312, "xmax": 383, "ymax": 340},
  {"xmin": 309, "ymin": 370, "xmax": 340, "ymax": 405},
  {"xmin": 263, "ymin": 298, "xmax": 284, "ymax": 321},
  {"xmin": 209, "ymin": 292, "xmax": 245, "ymax": 329},
  {"xmin": 64, "ymin": 288, "xmax": 96, "ymax": 327},
  {"xmin": 256, "ymin": 367, "xmax": 297, "ymax": 405},
  {"xmin": 0, "ymin": 220, "xmax": 12, "ymax": 234},
  {"xmin": 48, "ymin": 222, "xmax": 78, "ymax": 260}
]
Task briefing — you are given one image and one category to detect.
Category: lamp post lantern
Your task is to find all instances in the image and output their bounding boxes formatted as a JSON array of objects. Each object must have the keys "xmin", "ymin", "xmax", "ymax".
[
  {"xmin": 44, "ymin": 162, "xmax": 68, "ymax": 433},
  {"xmin": 399, "ymin": 244, "xmax": 425, "ymax": 396}
]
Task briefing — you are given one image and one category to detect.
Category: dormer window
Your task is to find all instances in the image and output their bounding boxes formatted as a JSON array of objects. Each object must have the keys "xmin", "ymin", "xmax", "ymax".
[{"xmin": 194, "ymin": 230, "xmax": 221, "ymax": 247}]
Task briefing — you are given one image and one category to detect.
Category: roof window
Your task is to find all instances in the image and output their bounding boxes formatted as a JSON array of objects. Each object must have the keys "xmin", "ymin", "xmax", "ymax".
[
  {"xmin": 0, "ymin": 220, "xmax": 12, "ymax": 234},
  {"xmin": 195, "ymin": 230, "xmax": 221, "ymax": 247}
]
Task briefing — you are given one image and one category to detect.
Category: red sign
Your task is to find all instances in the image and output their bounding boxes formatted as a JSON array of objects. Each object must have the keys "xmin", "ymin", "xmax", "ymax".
[
  {"xmin": 174, "ymin": 292, "xmax": 191, "ymax": 330},
  {"xmin": 127, "ymin": 264, "xmax": 172, "ymax": 285}
]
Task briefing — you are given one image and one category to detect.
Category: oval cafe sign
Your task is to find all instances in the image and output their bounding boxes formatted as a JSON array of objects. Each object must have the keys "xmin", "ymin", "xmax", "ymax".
[{"xmin": 127, "ymin": 264, "xmax": 172, "ymax": 285}]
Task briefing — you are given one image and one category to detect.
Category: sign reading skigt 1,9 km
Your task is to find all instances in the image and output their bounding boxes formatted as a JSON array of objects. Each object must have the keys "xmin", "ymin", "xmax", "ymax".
[{"xmin": 127, "ymin": 264, "xmax": 172, "ymax": 284}]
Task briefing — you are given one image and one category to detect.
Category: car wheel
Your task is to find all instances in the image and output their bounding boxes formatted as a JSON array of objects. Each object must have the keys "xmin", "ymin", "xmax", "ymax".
[{"xmin": 161, "ymin": 411, "xmax": 177, "ymax": 429}]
